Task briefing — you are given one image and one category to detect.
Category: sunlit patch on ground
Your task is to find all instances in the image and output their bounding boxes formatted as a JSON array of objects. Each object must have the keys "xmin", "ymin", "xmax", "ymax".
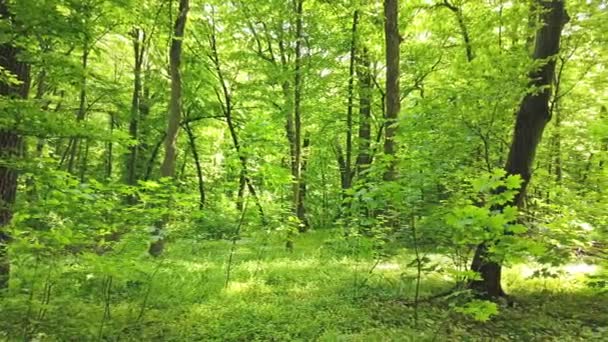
[
  {"xmin": 376, "ymin": 262, "xmax": 401, "ymax": 271},
  {"xmin": 515, "ymin": 262, "xmax": 599, "ymax": 279},
  {"xmin": 563, "ymin": 263, "xmax": 598, "ymax": 275}
]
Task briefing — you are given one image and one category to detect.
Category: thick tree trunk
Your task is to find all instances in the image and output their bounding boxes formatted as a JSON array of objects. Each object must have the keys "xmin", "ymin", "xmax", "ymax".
[
  {"xmin": 0, "ymin": 0, "xmax": 30, "ymax": 289},
  {"xmin": 383, "ymin": 0, "xmax": 400, "ymax": 181},
  {"xmin": 469, "ymin": 0, "xmax": 568, "ymax": 298},
  {"xmin": 149, "ymin": 0, "xmax": 189, "ymax": 257}
]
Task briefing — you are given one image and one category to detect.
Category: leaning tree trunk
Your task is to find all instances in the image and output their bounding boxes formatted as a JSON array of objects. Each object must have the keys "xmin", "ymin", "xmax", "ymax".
[
  {"xmin": 383, "ymin": 0, "xmax": 400, "ymax": 181},
  {"xmin": 148, "ymin": 0, "xmax": 189, "ymax": 257},
  {"xmin": 0, "ymin": 0, "xmax": 30, "ymax": 289},
  {"xmin": 469, "ymin": 0, "xmax": 568, "ymax": 298}
]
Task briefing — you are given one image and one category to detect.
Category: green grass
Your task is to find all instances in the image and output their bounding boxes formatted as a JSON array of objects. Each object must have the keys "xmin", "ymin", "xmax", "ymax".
[{"xmin": 1, "ymin": 230, "xmax": 607, "ymax": 341}]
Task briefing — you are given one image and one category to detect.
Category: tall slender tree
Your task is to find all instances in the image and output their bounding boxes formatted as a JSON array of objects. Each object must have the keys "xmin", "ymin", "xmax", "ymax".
[
  {"xmin": 383, "ymin": 0, "xmax": 400, "ymax": 181},
  {"xmin": 292, "ymin": 0, "xmax": 307, "ymax": 230}
]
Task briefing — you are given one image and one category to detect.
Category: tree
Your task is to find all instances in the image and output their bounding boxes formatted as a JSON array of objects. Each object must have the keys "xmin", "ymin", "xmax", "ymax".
[
  {"xmin": 383, "ymin": 0, "xmax": 400, "ymax": 181},
  {"xmin": 0, "ymin": 0, "xmax": 30, "ymax": 289},
  {"xmin": 148, "ymin": 0, "xmax": 190, "ymax": 256},
  {"xmin": 291, "ymin": 0, "xmax": 307, "ymax": 230},
  {"xmin": 469, "ymin": 0, "xmax": 569, "ymax": 298}
]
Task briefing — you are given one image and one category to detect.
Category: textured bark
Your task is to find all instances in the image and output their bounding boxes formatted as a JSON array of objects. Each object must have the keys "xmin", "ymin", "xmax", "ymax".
[
  {"xmin": 383, "ymin": 0, "xmax": 400, "ymax": 181},
  {"xmin": 0, "ymin": 0, "xmax": 30, "ymax": 289},
  {"xmin": 470, "ymin": 0, "xmax": 568, "ymax": 298},
  {"xmin": 149, "ymin": 0, "xmax": 189, "ymax": 257}
]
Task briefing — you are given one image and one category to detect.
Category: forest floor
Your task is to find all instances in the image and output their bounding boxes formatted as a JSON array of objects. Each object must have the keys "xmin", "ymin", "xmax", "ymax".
[{"xmin": 1, "ymin": 230, "xmax": 607, "ymax": 341}]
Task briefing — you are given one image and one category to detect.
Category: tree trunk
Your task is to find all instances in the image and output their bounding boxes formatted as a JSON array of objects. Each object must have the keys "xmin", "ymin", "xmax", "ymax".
[
  {"xmin": 208, "ymin": 12, "xmax": 267, "ymax": 225},
  {"xmin": 440, "ymin": 1, "xmax": 474, "ymax": 62},
  {"xmin": 292, "ymin": 0, "xmax": 308, "ymax": 229},
  {"xmin": 0, "ymin": 0, "xmax": 31, "ymax": 289},
  {"xmin": 355, "ymin": 47, "xmax": 373, "ymax": 177},
  {"xmin": 184, "ymin": 122, "xmax": 205, "ymax": 210},
  {"xmin": 126, "ymin": 28, "xmax": 145, "ymax": 186},
  {"xmin": 600, "ymin": 106, "xmax": 607, "ymax": 170},
  {"xmin": 67, "ymin": 46, "xmax": 89, "ymax": 174},
  {"xmin": 469, "ymin": 0, "xmax": 568, "ymax": 298},
  {"xmin": 383, "ymin": 0, "xmax": 400, "ymax": 181},
  {"xmin": 344, "ymin": 10, "xmax": 358, "ymax": 191},
  {"xmin": 149, "ymin": 0, "xmax": 189, "ymax": 257},
  {"xmin": 297, "ymin": 137, "xmax": 310, "ymax": 232},
  {"xmin": 106, "ymin": 113, "xmax": 115, "ymax": 179}
]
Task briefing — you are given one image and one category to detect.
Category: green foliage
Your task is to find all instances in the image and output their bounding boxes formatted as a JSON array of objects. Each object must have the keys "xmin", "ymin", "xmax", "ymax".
[
  {"xmin": 1, "ymin": 232, "xmax": 606, "ymax": 341},
  {"xmin": 0, "ymin": 0, "xmax": 607, "ymax": 340},
  {"xmin": 454, "ymin": 299, "xmax": 499, "ymax": 322}
]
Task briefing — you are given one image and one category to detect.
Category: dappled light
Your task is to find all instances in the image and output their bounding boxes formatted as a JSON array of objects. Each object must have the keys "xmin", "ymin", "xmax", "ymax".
[{"xmin": 1, "ymin": 0, "xmax": 607, "ymax": 340}]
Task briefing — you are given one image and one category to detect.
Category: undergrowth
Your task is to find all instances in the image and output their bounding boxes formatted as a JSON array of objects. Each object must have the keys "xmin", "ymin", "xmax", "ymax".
[{"xmin": 1, "ymin": 230, "xmax": 606, "ymax": 341}]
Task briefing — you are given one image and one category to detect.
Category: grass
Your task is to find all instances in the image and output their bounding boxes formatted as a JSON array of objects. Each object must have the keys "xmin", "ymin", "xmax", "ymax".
[{"xmin": 1, "ymin": 229, "xmax": 607, "ymax": 341}]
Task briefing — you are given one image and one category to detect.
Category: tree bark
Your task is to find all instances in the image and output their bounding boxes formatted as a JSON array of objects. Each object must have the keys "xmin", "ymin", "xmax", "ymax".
[
  {"xmin": 0, "ymin": 0, "xmax": 31, "ymax": 289},
  {"xmin": 383, "ymin": 0, "xmax": 400, "ymax": 181},
  {"xmin": 149, "ymin": 0, "xmax": 189, "ymax": 257},
  {"xmin": 469, "ymin": 0, "xmax": 568, "ymax": 298}
]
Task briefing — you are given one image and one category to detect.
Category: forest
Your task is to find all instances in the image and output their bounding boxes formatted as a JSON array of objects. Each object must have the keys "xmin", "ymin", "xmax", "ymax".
[{"xmin": 0, "ymin": 0, "xmax": 607, "ymax": 340}]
